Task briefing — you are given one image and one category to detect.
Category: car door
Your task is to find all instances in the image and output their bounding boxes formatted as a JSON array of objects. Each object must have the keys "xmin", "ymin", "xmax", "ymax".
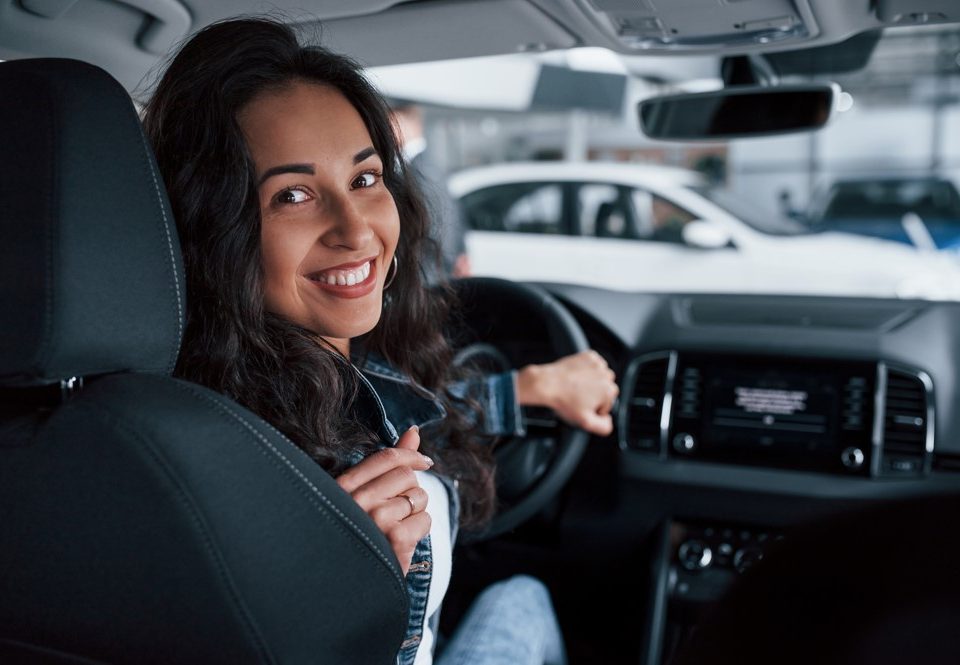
[
  {"xmin": 461, "ymin": 181, "xmax": 581, "ymax": 282},
  {"xmin": 565, "ymin": 182, "xmax": 748, "ymax": 293}
]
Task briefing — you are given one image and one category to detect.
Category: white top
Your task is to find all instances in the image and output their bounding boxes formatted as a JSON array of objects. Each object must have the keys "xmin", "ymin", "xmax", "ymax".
[{"xmin": 412, "ymin": 471, "xmax": 452, "ymax": 665}]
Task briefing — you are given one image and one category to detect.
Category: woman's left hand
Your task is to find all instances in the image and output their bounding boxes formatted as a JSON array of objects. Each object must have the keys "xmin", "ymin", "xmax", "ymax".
[{"xmin": 516, "ymin": 350, "xmax": 619, "ymax": 436}]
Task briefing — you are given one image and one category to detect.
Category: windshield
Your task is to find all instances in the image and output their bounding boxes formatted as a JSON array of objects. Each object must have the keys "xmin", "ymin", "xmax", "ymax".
[
  {"xmin": 819, "ymin": 180, "xmax": 960, "ymax": 221},
  {"xmin": 690, "ymin": 186, "xmax": 808, "ymax": 236},
  {"xmin": 370, "ymin": 24, "xmax": 960, "ymax": 300}
]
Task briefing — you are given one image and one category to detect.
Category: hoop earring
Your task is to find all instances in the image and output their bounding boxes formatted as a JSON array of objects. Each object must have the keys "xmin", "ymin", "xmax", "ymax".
[{"xmin": 384, "ymin": 255, "xmax": 399, "ymax": 290}]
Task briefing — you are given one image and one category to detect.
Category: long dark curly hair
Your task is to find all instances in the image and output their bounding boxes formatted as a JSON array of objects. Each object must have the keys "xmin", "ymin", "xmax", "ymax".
[{"xmin": 142, "ymin": 17, "xmax": 494, "ymax": 527}]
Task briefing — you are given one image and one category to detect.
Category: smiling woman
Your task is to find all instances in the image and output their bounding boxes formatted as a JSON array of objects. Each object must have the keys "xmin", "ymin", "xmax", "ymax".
[
  {"xmin": 140, "ymin": 16, "xmax": 596, "ymax": 665},
  {"xmin": 239, "ymin": 82, "xmax": 401, "ymax": 352},
  {"xmin": 141, "ymin": 18, "xmax": 459, "ymax": 496}
]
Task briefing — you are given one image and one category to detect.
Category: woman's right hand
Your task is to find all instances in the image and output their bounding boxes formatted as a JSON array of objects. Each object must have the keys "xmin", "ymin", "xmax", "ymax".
[
  {"xmin": 336, "ymin": 427, "xmax": 433, "ymax": 575},
  {"xmin": 516, "ymin": 350, "xmax": 619, "ymax": 436}
]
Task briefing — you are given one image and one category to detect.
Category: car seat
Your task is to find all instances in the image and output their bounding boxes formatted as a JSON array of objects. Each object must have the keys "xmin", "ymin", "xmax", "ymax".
[{"xmin": 0, "ymin": 58, "xmax": 406, "ymax": 664}]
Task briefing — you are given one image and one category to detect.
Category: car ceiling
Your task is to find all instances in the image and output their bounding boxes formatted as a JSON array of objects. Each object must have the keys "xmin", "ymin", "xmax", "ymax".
[{"xmin": 0, "ymin": 0, "xmax": 957, "ymax": 91}]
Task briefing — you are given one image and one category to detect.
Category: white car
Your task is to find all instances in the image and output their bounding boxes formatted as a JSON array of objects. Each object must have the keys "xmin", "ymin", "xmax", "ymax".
[{"xmin": 450, "ymin": 162, "xmax": 960, "ymax": 300}]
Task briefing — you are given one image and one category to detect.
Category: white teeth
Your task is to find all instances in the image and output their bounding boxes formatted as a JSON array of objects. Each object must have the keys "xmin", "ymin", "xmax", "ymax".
[{"xmin": 314, "ymin": 260, "xmax": 373, "ymax": 286}]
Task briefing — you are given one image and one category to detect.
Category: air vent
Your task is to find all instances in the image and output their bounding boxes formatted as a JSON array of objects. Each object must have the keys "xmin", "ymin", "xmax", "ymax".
[
  {"xmin": 620, "ymin": 354, "xmax": 671, "ymax": 453},
  {"xmin": 879, "ymin": 368, "xmax": 931, "ymax": 476}
]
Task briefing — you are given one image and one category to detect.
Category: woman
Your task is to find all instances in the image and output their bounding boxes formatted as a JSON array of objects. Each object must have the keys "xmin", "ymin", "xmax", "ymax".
[{"xmin": 143, "ymin": 17, "xmax": 617, "ymax": 664}]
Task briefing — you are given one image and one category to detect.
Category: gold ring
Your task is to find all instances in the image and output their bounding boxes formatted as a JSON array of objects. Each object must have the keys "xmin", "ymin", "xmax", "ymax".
[{"xmin": 399, "ymin": 493, "xmax": 416, "ymax": 517}]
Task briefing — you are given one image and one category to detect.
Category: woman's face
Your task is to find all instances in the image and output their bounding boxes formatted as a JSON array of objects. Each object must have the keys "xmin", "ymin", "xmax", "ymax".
[{"xmin": 238, "ymin": 81, "xmax": 400, "ymax": 354}]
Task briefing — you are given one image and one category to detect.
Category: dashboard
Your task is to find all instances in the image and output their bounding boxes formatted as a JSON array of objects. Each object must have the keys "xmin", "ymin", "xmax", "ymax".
[
  {"xmin": 450, "ymin": 281, "xmax": 960, "ymax": 664},
  {"xmin": 543, "ymin": 284, "xmax": 960, "ymax": 496},
  {"xmin": 533, "ymin": 284, "xmax": 960, "ymax": 664}
]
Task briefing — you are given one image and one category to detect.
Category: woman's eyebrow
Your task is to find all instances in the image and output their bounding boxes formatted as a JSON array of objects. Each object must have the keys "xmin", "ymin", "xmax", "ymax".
[
  {"xmin": 258, "ymin": 163, "xmax": 315, "ymax": 187},
  {"xmin": 353, "ymin": 146, "xmax": 377, "ymax": 164},
  {"xmin": 256, "ymin": 149, "xmax": 376, "ymax": 186}
]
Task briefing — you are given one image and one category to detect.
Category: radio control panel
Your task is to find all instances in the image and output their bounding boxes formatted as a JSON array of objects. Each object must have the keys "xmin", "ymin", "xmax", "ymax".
[{"xmin": 620, "ymin": 351, "xmax": 933, "ymax": 478}]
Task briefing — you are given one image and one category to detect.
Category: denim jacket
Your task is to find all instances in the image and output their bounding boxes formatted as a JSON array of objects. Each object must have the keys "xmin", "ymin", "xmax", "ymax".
[{"xmin": 351, "ymin": 353, "xmax": 524, "ymax": 665}]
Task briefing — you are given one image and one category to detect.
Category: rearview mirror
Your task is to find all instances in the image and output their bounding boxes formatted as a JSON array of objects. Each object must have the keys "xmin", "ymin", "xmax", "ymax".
[{"xmin": 639, "ymin": 83, "xmax": 837, "ymax": 141}]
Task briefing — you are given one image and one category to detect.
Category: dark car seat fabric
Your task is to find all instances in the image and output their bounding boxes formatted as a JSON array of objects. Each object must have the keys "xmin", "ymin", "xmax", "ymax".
[
  {"xmin": 0, "ymin": 58, "xmax": 407, "ymax": 664},
  {"xmin": 0, "ymin": 58, "xmax": 183, "ymax": 386}
]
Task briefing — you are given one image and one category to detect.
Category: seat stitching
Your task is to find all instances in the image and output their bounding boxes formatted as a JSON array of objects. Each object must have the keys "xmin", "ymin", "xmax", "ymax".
[
  {"xmin": 81, "ymin": 401, "xmax": 277, "ymax": 665},
  {"xmin": 170, "ymin": 380, "xmax": 406, "ymax": 588},
  {"xmin": 133, "ymin": 124, "xmax": 183, "ymax": 374}
]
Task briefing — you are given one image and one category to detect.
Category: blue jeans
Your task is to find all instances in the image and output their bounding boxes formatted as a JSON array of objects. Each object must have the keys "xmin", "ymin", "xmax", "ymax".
[{"xmin": 437, "ymin": 575, "xmax": 567, "ymax": 665}]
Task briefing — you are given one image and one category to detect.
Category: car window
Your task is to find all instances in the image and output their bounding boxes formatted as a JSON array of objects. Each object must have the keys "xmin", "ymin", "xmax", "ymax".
[
  {"xmin": 630, "ymin": 189, "xmax": 698, "ymax": 244},
  {"xmin": 461, "ymin": 182, "xmax": 566, "ymax": 234},
  {"xmin": 651, "ymin": 195, "xmax": 697, "ymax": 244},
  {"xmin": 821, "ymin": 180, "xmax": 960, "ymax": 221},
  {"xmin": 579, "ymin": 183, "xmax": 636, "ymax": 239},
  {"xmin": 692, "ymin": 186, "xmax": 807, "ymax": 236}
]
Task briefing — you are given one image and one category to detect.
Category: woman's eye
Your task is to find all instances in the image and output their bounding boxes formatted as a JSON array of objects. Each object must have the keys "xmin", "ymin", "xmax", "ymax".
[
  {"xmin": 277, "ymin": 188, "xmax": 311, "ymax": 205},
  {"xmin": 352, "ymin": 172, "xmax": 379, "ymax": 189}
]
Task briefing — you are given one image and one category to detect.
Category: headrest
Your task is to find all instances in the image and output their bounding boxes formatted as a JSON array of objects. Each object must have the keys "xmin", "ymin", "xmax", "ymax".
[{"xmin": 0, "ymin": 59, "xmax": 185, "ymax": 387}]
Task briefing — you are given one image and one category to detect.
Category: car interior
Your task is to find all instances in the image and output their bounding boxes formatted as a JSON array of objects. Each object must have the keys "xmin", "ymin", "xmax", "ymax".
[{"xmin": 3, "ymin": 1, "xmax": 960, "ymax": 664}]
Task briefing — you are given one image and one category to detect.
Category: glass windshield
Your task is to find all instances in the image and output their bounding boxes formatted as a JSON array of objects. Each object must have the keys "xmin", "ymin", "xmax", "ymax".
[
  {"xmin": 690, "ymin": 186, "xmax": 808, "ymax": 236},
  {"xmin": 371, "ymin": 24, "xmax": 960, "ymax": 300}
]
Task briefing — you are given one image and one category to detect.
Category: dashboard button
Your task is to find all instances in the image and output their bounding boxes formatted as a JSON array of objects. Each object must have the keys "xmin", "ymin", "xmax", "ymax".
[
  {"xmin": 673, "ymin": 432, "xmax": 696, "ymax": 454},
  {"xmin": 885, "ymin": 456, "xmax": 922, "ymax": 474},
  {"xmin": 841, "ymin": 446, "xmax": 865, "ymax": 470},
  {"xmin": 678, "ymin": 540, "xmax": 713, "ymax": 570}
]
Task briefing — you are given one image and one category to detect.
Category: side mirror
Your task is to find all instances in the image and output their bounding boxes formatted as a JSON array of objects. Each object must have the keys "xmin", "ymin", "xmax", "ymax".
[
  {"xmin": 681, "ymin": 220, "xmax": 733, "ymax": 249},
  {"xmin": 639, "ymin": 83, "xmax": 837, "ymax": 141}
]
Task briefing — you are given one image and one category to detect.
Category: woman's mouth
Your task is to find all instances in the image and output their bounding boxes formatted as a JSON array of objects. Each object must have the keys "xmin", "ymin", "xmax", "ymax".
[
  {"xmin": 305, "ymin": 259, "xmax": 378, "ymax": 298},
  {"xmin": 311, "ymin": 260, "xmax": 371, "ymax": 286}
]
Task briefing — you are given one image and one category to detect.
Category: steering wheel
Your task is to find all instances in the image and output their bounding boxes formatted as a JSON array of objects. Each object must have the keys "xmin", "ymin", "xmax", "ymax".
[{"xmin": 449, "ymin": 277, "xmax": 591, "ymax": 540}]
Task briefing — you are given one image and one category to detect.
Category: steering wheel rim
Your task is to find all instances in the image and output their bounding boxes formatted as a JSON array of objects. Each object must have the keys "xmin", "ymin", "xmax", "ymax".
[{"xmin": 450, "ymin": 277, "xmax": 591, "ymax": 540}]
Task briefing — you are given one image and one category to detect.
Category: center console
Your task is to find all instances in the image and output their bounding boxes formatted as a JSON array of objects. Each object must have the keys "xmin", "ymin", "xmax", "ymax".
[
  {"xmin": 669, "ymin": 354, "xmax": 876, "ymax": 475},
  {"xmin": 620, "ymin": 350, "xmax": 933, "ymax": 478},
  {"xmin": 621, "ymin": 350, "xmax": 936, "ymax": 664},
  {"xmin": 643, "ymin": 518, "xmax": 784, "ymax": 665}
]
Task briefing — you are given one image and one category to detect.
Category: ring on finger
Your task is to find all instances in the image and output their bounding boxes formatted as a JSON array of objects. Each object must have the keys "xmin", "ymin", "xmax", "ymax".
[{"xmin": 399, "ymin": 493, "xmax": 417, "ymax": 517}]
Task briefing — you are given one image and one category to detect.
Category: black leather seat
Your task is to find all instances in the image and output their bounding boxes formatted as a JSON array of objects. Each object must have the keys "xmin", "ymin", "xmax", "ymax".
[{"xmin": 0, "ymin": 58, "xmax": 406, "ymax": 664}]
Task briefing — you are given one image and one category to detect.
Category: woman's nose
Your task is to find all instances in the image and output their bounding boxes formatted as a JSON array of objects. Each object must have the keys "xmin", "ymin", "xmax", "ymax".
[{"xmin": 320, "ymin": 196, "xmax": 375, "ymax": 249}]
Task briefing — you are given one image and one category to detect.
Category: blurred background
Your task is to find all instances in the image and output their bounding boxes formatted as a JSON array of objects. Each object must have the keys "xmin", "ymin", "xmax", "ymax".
[
  {"xmin": 368, "ymin": 25, "xmax": 960, "ymax": 299},
  {"xmin": 372, "ymin": 26, "xmax": 960, "ymax": 219}
]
